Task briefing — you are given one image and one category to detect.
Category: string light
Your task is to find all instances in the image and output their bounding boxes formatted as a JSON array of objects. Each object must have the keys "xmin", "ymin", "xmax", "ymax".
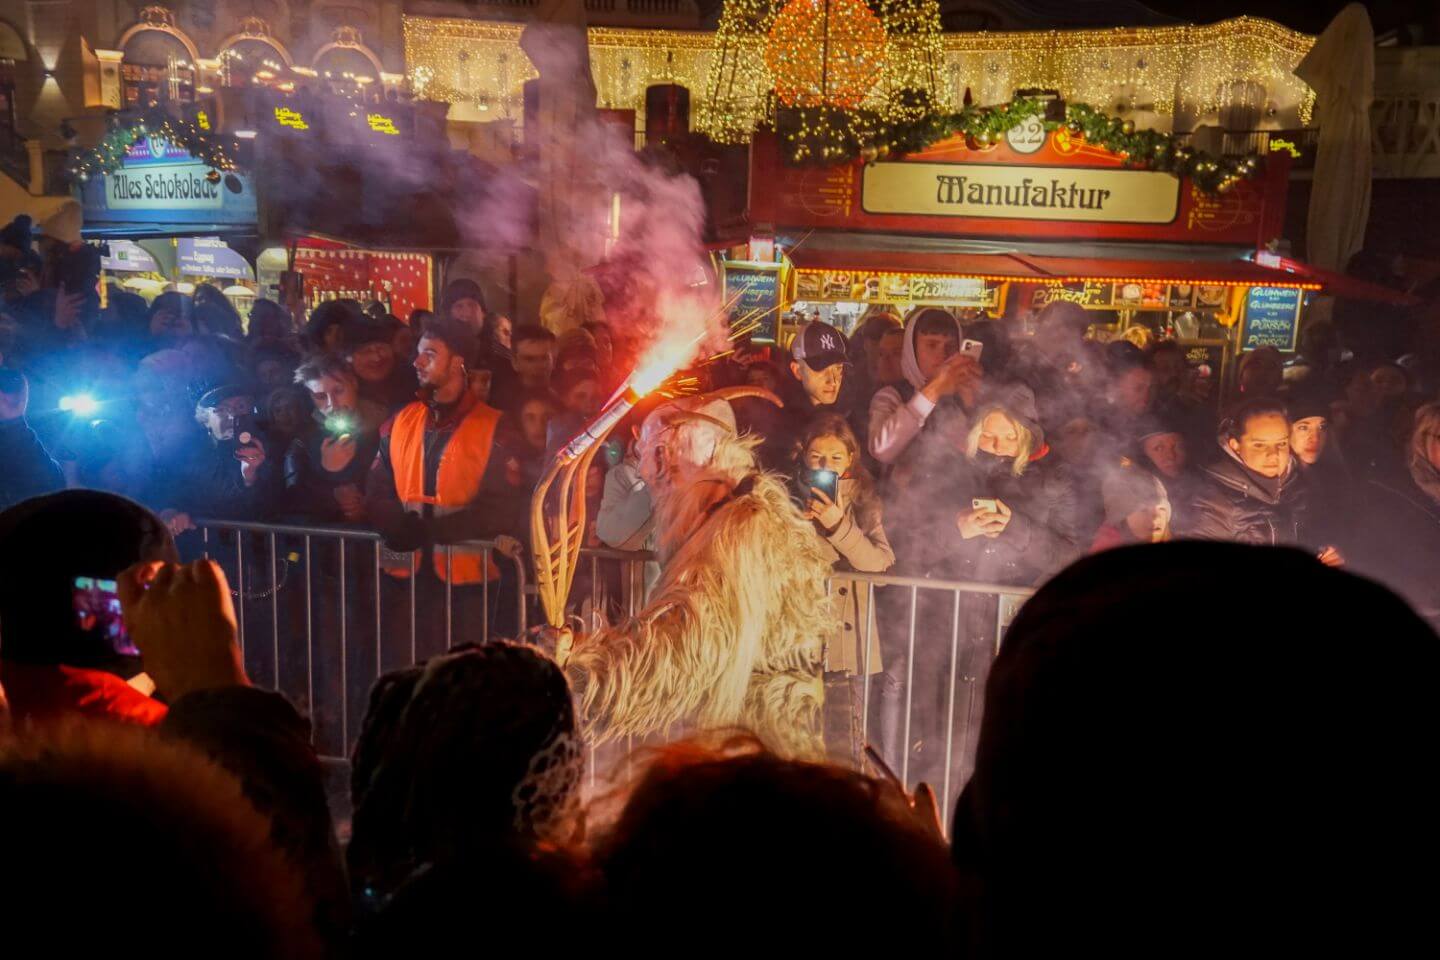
[
  {"xmin": 765, "ymin": 0, "xmax": 888, "ymax": 109},
  {"xmin": 401, "ymin": 12, "xmax": 1313, "ymax": 143},
  {"xmin": 69, "ymin": 107, "xmax": 242, "ymax": 181},
  {"xmin": 794, "ymin": 268, "xmax": 1320, "ymax": 290}
]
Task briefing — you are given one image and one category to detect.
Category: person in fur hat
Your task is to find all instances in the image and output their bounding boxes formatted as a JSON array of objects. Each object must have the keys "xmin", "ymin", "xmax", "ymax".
[{"xmin": 557, "ymin": 386, "xmax": 836, "ymax": 758}]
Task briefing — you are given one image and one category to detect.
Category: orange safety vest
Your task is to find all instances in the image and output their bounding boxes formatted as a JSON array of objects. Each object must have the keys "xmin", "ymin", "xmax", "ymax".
[{"xmin": 384, "ymin": 399, "xmax": 502, "ymax": 584}]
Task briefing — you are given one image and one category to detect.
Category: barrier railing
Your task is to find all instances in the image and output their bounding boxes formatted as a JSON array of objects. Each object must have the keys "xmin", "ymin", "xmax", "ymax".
[
  {"xmin": 192, "ymin": 520, "xmax": 1031, "ymax": 819},
  {"xmin": 192, "ymin": 518, "xmax": 525, "ymax": 757},
  {"xmin": 572, "ymin": 549, "xmax": 1035, "ymax": 817}
]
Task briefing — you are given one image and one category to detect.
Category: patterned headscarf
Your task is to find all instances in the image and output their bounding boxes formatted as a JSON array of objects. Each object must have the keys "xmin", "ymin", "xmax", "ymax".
[{"xmin": 348, "ymin": 642, "xmax": 582, "ymax": 902}]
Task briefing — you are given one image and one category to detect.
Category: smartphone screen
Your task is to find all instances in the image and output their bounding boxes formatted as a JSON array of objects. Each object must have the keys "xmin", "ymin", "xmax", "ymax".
[
  {"xmin": 807, "ymin": 468, "xmax": 839, "ymax": 501},
  {"xmin": 323, "ymin": 413, "xmax": 354, "ymax": 438},
  {"xmin": 72, "ymin": 576, "xmax": 139, "ymax": 657}
]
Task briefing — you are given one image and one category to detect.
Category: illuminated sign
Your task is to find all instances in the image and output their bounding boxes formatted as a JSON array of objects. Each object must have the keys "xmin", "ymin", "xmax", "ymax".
[
  {"xmin": 274, "ymin": 107, "xmax": 309, "ymax": 130},
  {"xmin": 863, "ymin": 161, "xmax": 1182, "ymax": 224},
  {"xmin": 123, "ymin": 136, "xmax": 193, "ymax": 167},
  {"xmin": 195, "ymin": 110, "xmax": 211, "ymax": 131},
  {"xmin": 1241, "ymin": 286, "xmax": 1303, "ymax": 352},
  {"xmin": 107, "ymin": 163, "xmax": 225, "ymax": 209},
  {"xmin": 367, "ymin": 113, "xmax": 399, "ymax": 135},
  {"xmin": 1268, "ymin": 138, "xmax": 1302, "ymax": 158},
  {"xmin": 793, "ymin": 270, "xmax": 1000, "ymax": 307},
  {"xmin": 1032, "ymin": 281, "xmax": 1116, "ymax": 310}
]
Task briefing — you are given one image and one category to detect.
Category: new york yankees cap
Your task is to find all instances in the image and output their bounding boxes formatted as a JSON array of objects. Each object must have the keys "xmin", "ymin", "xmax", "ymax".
[{"xmin": 791, "ymin": 321, "xmax": 848, "ymax": 372}]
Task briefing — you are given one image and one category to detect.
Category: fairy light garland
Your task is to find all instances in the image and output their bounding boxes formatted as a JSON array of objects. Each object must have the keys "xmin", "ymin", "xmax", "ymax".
[
  {"xmin": 399, "ymin": 11, "xmax": 1310, "ymax": 186},
  {"xmin": 777, "ymin": 96, "xmax": 1266, "ymax": 192},
  {"xmin": 765, "ymin": 0, "xmax": 888, "ymax": 109},
  {"xmin": 68, "ymin": 107, "xmax": 243, "ymax": 182},
  {"xmin": 696, "ymin": 0, "xmax": 777, "ymax": 142}
]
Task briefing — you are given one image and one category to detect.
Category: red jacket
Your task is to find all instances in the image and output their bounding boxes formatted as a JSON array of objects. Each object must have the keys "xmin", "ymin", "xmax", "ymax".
[{"xmin": 0, "ymin": 660, "xmax": 168, "ymax": 726}]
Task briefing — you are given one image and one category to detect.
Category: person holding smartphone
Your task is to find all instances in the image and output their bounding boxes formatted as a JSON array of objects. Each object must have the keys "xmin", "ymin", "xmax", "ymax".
[
  {"xmin": 285, "ymin": 353, "xmax": 387, "ymax": 524},
  {"xmin": 945, "ymin": 384, "xmax": 1082, "ymax": 587},
  {"xmin": 0, "ymin": 490, "xmax": 179, "ymax": 726},
  {"xmin": 794, "ymin": 415, "xmax": 895, "ymax": 762}
]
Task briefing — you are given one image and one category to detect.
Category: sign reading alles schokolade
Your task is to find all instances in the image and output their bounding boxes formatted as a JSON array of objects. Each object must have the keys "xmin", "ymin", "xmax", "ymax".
[{"xmin": 862, "ymin": 161, "xmax": 1182, "ymax": 224}]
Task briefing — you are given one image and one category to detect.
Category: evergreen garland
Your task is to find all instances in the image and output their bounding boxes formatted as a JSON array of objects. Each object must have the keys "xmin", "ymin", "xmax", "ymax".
[
  {"xmin": 773, "ymin": 94, "xmax": 1264, "ymax": 193},
  {"xmin": 69, "ymin": 107, "xmax": 244, "ymax": 183}
]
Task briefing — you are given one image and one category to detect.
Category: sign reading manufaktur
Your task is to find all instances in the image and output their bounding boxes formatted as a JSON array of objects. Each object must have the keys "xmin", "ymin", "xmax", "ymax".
[{"xmin": 862, "ymin": 161, "xmax": 1181, "ymax": 225}]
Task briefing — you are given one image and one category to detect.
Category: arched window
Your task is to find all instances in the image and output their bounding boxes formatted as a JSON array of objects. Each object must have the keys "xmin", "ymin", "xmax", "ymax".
[
  {"xmin": 313, "ymin": 29, "xmax": 383, "ymax": 101},
  {"xmin": 314, "ymin": 46, "xmax": 380, "ymax": 98},
  {"xmin": 218, "ymin": 37, "xmax": 289, "ymax": 88},
  {"xmin": 119, "ymin": 24, "xmax": 197, "ymax": 107}
]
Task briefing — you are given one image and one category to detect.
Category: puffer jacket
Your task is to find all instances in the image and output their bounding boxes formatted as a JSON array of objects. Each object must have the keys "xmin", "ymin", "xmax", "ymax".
[{"xmin": 1186, "ymin": 446, "xmax": 1312, "ymax": 546}]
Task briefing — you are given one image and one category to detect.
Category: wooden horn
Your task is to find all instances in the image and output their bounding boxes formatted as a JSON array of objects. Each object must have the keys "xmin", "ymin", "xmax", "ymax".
[{"xmin": 695, "ymin": 386, "xmax": 784, "ymax": 407}]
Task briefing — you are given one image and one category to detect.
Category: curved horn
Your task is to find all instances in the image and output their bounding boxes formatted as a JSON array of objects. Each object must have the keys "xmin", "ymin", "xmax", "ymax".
[
  {"xmin": 666, "ymin": 411, "xmax": 736, "ymax": 433},
  {"xmin": 695, "ymin": 386, "xmax": 784, "ymax": 408}
]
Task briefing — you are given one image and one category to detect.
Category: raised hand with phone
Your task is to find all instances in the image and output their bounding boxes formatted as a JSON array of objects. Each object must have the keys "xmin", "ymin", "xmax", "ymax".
[
  {"xmin": 116, "ymin": 559, "xmax": 248, "ymax": 701},
  {"xmin": 958, "ymin": 497, "xmax": 1013, "ymax": 539}
]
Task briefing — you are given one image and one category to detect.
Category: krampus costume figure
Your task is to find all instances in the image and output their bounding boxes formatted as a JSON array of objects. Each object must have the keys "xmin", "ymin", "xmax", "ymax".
[{"xmin": 561, "ymin": 387, "xmax": 836, "ymax": 757}]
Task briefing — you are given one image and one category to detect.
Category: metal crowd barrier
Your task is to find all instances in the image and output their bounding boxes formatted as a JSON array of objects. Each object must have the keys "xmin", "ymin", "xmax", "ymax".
[
  {"xmin": 193, "ymin": 519, "xmax": 1032, "ymax": 822},
  {"xmin": 192, "ymin": 518, "xmax": 525, "ymax": 758}
]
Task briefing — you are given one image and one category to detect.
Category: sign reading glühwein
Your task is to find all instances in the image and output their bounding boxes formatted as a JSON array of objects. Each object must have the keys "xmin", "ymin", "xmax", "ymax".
[{"xmin": 748, "ymin": 127, "xmax": 1289, "ymax": 247}]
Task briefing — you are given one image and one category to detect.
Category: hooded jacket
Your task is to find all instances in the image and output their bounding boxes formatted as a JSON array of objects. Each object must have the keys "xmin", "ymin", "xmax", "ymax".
[
  {"xmin": 1186, "ymin": 442, "xmax": 1312, "ymax": 546},
  {"xmin": 867, "ymin": 311, "xmax": 965, "ymax": 465}
]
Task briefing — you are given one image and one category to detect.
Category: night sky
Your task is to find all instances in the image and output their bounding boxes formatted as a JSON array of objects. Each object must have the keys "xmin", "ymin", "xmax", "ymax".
[{"xmin": 1143, "ymin": 0, "xmax": 1435, "ymax": 35}]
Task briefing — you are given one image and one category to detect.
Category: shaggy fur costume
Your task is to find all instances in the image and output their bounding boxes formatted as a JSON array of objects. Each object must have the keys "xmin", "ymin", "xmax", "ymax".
[{"xmin": 564, "ymin": 400, "xmax": 835, "ymax": 758}]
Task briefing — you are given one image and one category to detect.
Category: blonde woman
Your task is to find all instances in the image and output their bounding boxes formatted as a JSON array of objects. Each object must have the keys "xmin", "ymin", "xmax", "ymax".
[{"xmin": 945, "ymin": 384, "xmax": 1081, "ymax": 587}]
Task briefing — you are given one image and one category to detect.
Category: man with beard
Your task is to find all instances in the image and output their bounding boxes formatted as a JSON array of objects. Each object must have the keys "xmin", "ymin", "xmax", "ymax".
[{"xmin": 367, "ymin": 317, "xmax": 525, "ymax": 655}]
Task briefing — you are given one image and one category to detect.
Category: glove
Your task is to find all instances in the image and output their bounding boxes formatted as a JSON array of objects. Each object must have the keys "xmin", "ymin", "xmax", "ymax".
[{"xmin": 384, "ymin": 512, "xmax": 432, "ymax": 553}]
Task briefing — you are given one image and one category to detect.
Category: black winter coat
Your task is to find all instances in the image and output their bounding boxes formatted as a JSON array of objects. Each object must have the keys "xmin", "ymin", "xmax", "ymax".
[
  {"xmin": 1186, "ymin": 452, "xmax": 1314, "ymax": 547},
  {"xmin": 895, "ymin": 447, "xmax": 1082, "ymax": 587}
]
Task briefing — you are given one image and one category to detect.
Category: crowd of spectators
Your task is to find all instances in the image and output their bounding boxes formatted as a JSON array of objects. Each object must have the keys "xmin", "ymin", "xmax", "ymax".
[
  {"xmin": 6, "ymin": 210, "xmax": 1440, "ymax": 741},
  {"xmin": 3, "ymin": 212, "xmax": 1439, "ymax": 953},
  {"xmin": 0, "ymin": 490, "xmax": 1430, "ymax": 955}
]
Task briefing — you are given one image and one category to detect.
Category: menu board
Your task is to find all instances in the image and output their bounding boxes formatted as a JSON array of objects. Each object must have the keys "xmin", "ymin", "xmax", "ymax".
[
  {"xmin": 723, "ymin": 264, "xmax": 782, "ymax": 342},
  {"xmin": 1240, "ymin": 286, "xmax": 1303, "ymax": 352},
  {"xmin": 792, "ymin": 269, "xmax": 999, "ymax": 308}
]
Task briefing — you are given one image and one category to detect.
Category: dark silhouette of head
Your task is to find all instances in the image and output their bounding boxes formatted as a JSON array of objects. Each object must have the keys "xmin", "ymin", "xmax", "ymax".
[
  {"xmin": 592, "ymin": 736, "xmax": 962, "ymax": 950},
  {"xmin": 951, "ymin": 541, "xmax": 1437, "ymax": 957}
]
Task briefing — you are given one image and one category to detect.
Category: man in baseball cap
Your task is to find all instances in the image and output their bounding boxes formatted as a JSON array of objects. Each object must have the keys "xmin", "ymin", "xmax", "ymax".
[
  {"xmin": 789, "ymin": 320, "xmax": 849, "ymax": 406},
  {"xmin": 743, "ymin": 320, "xmax": 851, "ymax": 472}
]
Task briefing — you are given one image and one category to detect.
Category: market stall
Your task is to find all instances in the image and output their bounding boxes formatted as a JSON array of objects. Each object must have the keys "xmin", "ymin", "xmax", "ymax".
[
  {"xmin": 255, "ymin": 237, "xmax": 434, "ymax": 321},
  {"xmin": 75, "ymin": 125, "xmax": 262, "ymax": 315},
  {"xmin": 720, "ymin": 124, "xmax": 1408, "ymax": 391}
]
